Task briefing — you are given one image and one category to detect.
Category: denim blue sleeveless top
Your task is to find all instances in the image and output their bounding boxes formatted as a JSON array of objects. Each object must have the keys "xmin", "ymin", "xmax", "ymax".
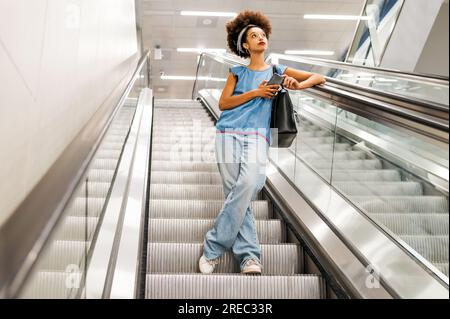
[{"xmin": 216, "ymin": 64, "xmax": 287, "ymax": 145}]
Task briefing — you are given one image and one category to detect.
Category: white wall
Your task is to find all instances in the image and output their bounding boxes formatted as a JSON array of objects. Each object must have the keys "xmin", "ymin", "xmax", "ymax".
[
  {"xmin": 415, "ymin": 2, "xmax": 449, "ymax": 76},
  {"xmin": 380, "ymin": 0, "xmax": 444, "ymax": 72},
  {"xmin": 0, "ymin": 0, "xmax": 138, "ymax": 225}
]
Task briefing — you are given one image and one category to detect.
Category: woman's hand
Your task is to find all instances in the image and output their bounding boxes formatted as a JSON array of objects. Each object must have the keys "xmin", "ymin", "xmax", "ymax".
[
  {"xmin": 281, "ymin": 75, "xmax": 302, "ymax": 90},
  {"xmin": 254, "ymin": 80, "xmax": 281, "ymax": 99}
]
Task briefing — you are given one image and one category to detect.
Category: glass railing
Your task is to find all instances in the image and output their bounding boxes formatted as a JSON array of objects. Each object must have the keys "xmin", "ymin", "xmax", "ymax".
[
  {"xmin": 264, "ymin": 53, "xmax": 449, "ymax": 107},
  {"xmin": 194, "ymin": 53, "xmax": 449, "ymax": 294},
  {"xmin": 346, "ymin": 0, "xmax": 405, "ymax": 67},
  {"xmin": 14, "ymin": 57, "xmax": 149, "ymax": 299}
]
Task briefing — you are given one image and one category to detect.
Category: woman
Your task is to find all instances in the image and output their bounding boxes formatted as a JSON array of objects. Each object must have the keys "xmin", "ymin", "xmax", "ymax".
[{"xmin": 199, "ymin": 10, "xmax": 326, "ymax": 274}]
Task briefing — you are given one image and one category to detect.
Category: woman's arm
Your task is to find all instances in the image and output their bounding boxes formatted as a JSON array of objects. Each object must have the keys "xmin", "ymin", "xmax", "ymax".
[
  {"xmin": 283, "ymin": 67, "xmax": 326, "ymax": 90},
  {"xmin": 218, "ymin": 73, "xmax": 280, "ymax": 111}
]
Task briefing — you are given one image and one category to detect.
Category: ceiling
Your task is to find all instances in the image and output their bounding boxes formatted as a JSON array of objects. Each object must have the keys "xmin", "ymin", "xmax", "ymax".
[{"xmin": 139, "ymin": 0, "xmax": 365, "ymax": 99}]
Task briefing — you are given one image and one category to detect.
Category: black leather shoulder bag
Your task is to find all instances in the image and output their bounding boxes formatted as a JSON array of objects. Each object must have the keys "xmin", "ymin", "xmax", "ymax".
[{"xmin": 270, "ymin": 65, "xmax": 298, "ymax": 148}]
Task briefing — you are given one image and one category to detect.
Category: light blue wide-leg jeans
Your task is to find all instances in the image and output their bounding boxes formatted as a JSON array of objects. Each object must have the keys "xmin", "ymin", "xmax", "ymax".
[{"xmin": 203, "ymin": 132, "xmax": 269, "ymax": 270}]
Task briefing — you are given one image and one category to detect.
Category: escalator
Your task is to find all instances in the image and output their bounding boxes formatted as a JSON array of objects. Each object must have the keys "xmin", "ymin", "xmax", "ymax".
[
  {"xmin": 1, "ymin": 50, "xmax": 448, "ymax": 299},
  {"xmin": 145, "ymin": 100, "xmax": 324, "ymax": 299}
]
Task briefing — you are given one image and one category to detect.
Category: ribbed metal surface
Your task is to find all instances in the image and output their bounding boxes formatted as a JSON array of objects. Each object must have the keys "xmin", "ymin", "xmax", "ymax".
[
  {"xmin": 400, "ymin": 235, "xmax": 449, "ymax": 263},
  {"xmin": 148, "ymin": 219, "xmax": 283, "ymax": 244},
  {"xmin": 150, "ymin": 171, "xmax": 222, "ymax": 184},
  {"xmin": 150, "ymin": 184, "xmax": 252, "ymax": 200},
  {"xmin": 145, "ymin": 274, "xmax": 324, "ymax": 299},
  {"xmin": 20, "ymin": 272, "xmax": 78, "ymax": 299},
  {"xmin": 151, "ymin": 160, "xmax": 218, "ymax": 172},
  {"xmin": 370, "ymin": 213, "xmax": 449, "ymax": 235},
  {"xmin": 328, "ymin": 170, "xmax": 401, "ymax": 182},
  {"xmin": 351, "ymin": 196, "xmax": 448, "ymax": 214},
  {"xmin": 149, "ymin": 199, "xmax": 269, "ymax": 219},
  {"xmin": 335, "ymin": 182, "xmax": 423, "ymax": 196},
  {"xmin": 147, "ymin": 243, "xmax": 302, "ymax": 274}
]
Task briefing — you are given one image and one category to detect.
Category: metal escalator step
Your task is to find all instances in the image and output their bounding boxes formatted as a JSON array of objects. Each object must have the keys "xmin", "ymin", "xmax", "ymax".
[
  {"xmin": 77, "ymin": 181, "xmax": 110, "ymax": 198},
  {"xmin": 69, "ymin": 197, "xmax": 105, "ymax": 217},
  {"xmin": 95, "ymin": 149, "xmax": 122, "ymax": 160},
  {"xmin": 148, "ymin": 219, "xmax": 283, "ymax": 243},
  {"xmin": 351, "ymin": 196, "xmax": 448, "ymax": 214},
  {"xmin": 149, "ymin": 199, "xmax": 269, "ymax": 219},
  {"xmin": 434, "ymin": 263, "xmax": 449, "ymax": 276},
  {"xmin": 400, "ymin": 235, "xmax": 448, "ymax": 263},
  {"xmin": 334, "ymin": 182, "xmax": 423, "ymax": 196},
  {"xmin": 19, "ymin": 271, "xmax": 79, "ymax": 299},
  {"xmin": 151, "ymin": 160, "xmax": 218, "ymax": 172},
  {"xmin": 99, "ymin": 142, "xmax": 124, "ymax": 151},
  {"xmin": 151, "ymin": 151, "xmax": 216, "ymax": 162},
  {"xmin": 150, "ymin": 171, "xmax": 221, "ymax": 184},
  {"xmin": 151, "ymin": 143, "xmax": 215, "ymax": 152},
  {"xmin": 301, "ymin": 150, "xmax": 366, "ymax": 161},
  {"xmin": 56, "ymin": 216, "xmax": 98, "ymax": 241},
  {"xmin": 145, "ymin": 274, "xmax": 324, "ymax": 299},
  {"xmin": 150, "ymin": 184, "xmax": 263, "ymax": 200},
  {"xmin": 147, "ymin": 243, "xmax": 301, "ymax": 274},
  {"xmin": 91, "ymin": 158, "xmax": 119, "ymax": 170},
  {"xmin": 154, "ymin": 121, "xmax": 213, "ymax": 126},
  {"xmin": 103, "ymin": 135, "xmax": 127, "ymax": 144},
  {"xmin": 369, "ymin": 213, "xmax": 449, "ymax": 235},
  {"xmin": 326, "ymin": 170, "xmax": 401, "ymax": 182},
  {"xmin": 39, "ymin": 240, "xmax": 87, "ymax": 271},
  {"xmin": 152, "ymin": 137, "xmax": 215, "ymax": 145},
  {"xmin": 300, "ymin": 143, "xmax": 351, "ymax": 152},
  {"xmin": 87, "ymin": 169, "xmax": 114, "ymax": 183},
  {"xmin": 306, "ymin": 159, "xmax": 382, "ymax": 170}
]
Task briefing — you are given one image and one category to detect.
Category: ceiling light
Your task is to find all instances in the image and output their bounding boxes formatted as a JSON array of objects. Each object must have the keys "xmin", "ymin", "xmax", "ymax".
[
  {"xmin": 180, "ymin": 11, "xmax": 237, "ymax": 17},
  {"xmin": 177, "ymin": 48, "xmax": 226, "ymax": 53},
  {"xmin": 285, "ymin": 50, "xmax": 334, "ymax": 56},
  {"xmin": 304, "ymin": 14, "xmax": 370, "ymax": 21}
]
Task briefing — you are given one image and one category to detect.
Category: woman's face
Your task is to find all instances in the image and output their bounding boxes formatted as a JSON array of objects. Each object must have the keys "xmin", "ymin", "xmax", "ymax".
[{"xmin": 244, "ymin": 27, "xmax": 268, "ymax": 53}]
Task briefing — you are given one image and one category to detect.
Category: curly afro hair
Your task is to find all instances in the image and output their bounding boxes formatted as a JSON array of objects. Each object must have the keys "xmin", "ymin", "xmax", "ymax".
[{"xmin": 226, "ymin": 10, "xmax": 272, "ymax": 59}]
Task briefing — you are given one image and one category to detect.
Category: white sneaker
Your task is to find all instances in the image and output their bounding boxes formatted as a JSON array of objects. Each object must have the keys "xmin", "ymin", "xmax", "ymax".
[
  {"xmin": 241, "ymin": 259, "xmax": 262, "ymax": 275},
  {"xmin": 199, "ymin": 255, "xmax": 219, "ymax": 274}
]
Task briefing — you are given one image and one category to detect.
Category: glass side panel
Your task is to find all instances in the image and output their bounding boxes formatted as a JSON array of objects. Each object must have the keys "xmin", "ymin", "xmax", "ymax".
[{"xmin": 18, "ymin": 99, "xmax": 139, "ymax": 299}]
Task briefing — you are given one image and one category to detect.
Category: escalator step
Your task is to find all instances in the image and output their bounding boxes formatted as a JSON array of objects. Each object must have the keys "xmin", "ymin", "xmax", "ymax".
[
  {"xmin": 56, "ymin": 216, "xmax": 98, "ymax": 241},
  {"xmin": 87, "ymin": 169, "xmax": 115, "ymax": 183},
  {"xmin": 147, "ymin": 243, "xmax": 302, "ymax": 275},
  {"xmin": 369, "ymin": 213, "xmax": 449, "ymax": 235},
  {"xmin": 91, "ymin": 158, "xmax": 119, "ymax": 171},
  {"xmin": 152, "ymin": 137, "xmax": 215, "ymax": 145},
  {"xmin": 149, "ymin": 199, "xmax": 269, "ymax": 219},
  {"xmin": 400, "ymin": 235, "xmax": 449, "ymax": 263},
  {"xmin": 306, "ymin": 159, "xmax": 382, "ymax": 170},
  {"xmin": 98, "ymin": 142, "xmax": 124, "ymax": 151},
  {"xmin": 334, "ymin": 182, "xmax": 423, "ymax": 196},
  {"xmin": 38, "ymin": 240, "xmax": 87, "ymax": 271},
  {"xmin": 150, "ymin": 171, "xmax": 221, "ymax": 184},
  {"xmin": 350, "ymin": 196, "xmax": 448, "ymax": 214},
  {"xmin": 434, "ymin": 263, "xmax": 449, "ymax": 276},
  {"xmin": 150, "ymin": 184, "xmax": 261, "ymax": 200},
  {"xmin": 95, "ymin": 149, "xmax": 122, "ymax": 160},
  {"xmin": 19, "ymin": 271, "xmax": 79, "ymax": 299},
  {"xmin": 151, "ymin": 151, "xmax": 216, "ymax": 162},
  {"xmin": 151, "ymin": 160, "xmax": 218, "ymax": 172},
  {"xmin": 326, "ymin": 170, "xmax": 401, "ymax": 182},
  {"xmin": 152, "ymin": 143, "xmax": 215, "ymax": 152},
  {"xmin": 145, "ymin": 274, "xmax": 324, "ymax": 299},
  {"xmin": 148, "ymin": 219, "xmax": 283, "ymax": 244},
  {"xmin": 301, "ymin": 150, "xmax": 367, "ymax": 161},
  {"xmin": 69, "ymin": 197, "xmax": 105, "ymax": 217}
]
